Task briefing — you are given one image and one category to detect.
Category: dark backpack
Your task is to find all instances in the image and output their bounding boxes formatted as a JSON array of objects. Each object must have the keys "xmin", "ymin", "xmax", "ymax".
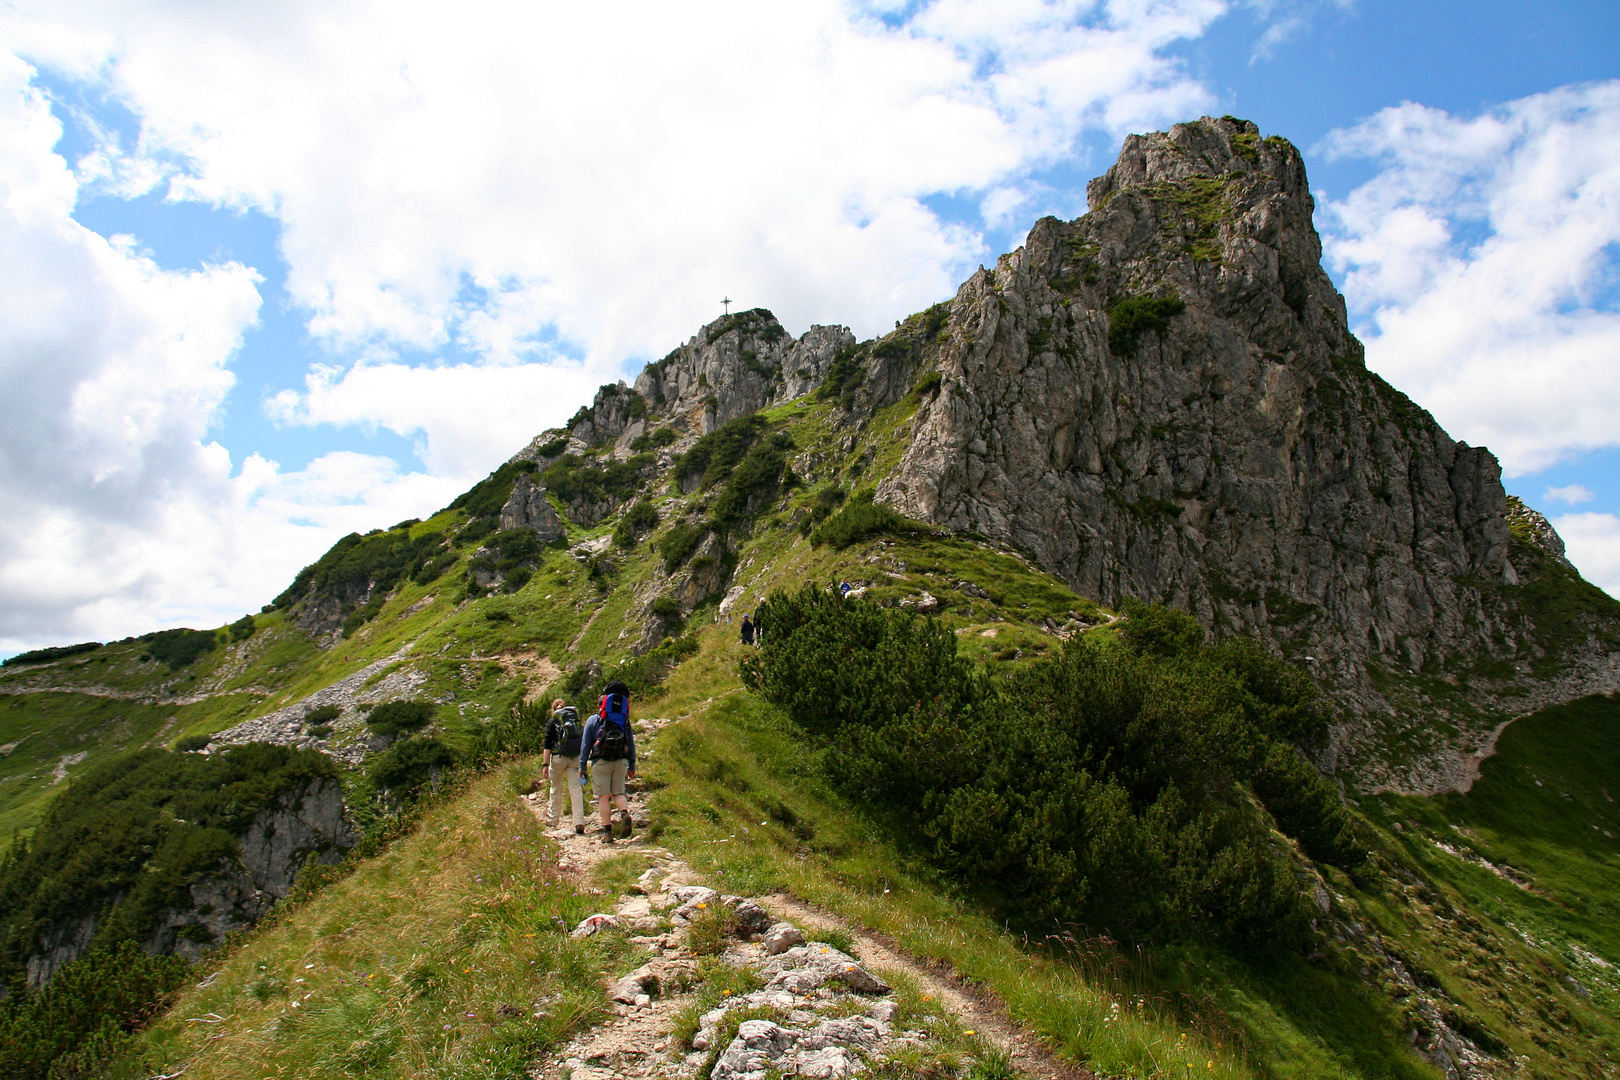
[
  {"xmin": 594, "ymin": 692, "xmax": 630, "ymax": 761},
  {"xmin": 555, "ymin": 706, "xmax": 582, "ymax": 757}
]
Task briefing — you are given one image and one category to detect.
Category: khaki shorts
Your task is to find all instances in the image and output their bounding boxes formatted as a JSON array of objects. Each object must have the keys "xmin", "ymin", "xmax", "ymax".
[{"xmin": 590, "ymin": 758, "xmax": 629, "ymax": 796}]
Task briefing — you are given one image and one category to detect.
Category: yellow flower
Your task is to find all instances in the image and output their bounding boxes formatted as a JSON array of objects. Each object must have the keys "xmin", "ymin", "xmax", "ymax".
[{"xmin": 964, "ymin": 1030, "xmax": 975, "ymax": 1036}]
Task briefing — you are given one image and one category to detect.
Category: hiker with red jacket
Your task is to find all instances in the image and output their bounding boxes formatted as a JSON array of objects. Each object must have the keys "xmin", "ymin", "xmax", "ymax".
[{"xmin": 582, "ymin": 679, "xmax": 638, "ymax": 844}]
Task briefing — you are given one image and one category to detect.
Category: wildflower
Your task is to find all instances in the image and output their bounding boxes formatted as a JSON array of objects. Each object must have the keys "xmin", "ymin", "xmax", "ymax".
[{"xmin": 964, "ymin": 1030, "xmax": 975, "ymax": 1036}]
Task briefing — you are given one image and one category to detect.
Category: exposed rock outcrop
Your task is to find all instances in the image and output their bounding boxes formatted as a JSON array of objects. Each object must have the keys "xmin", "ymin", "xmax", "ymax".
[
  {"xmin": 635, "ymin": 311, "xmax": 854, "ymax": 433},
  {"xmin": 867, "ymin": 116, "xmax": 1620, "ymax": 789},
  {"xmin": 26, "ymin": 774, "xmax": 356, "ymax": 983},
  {"xmin": 500, "ymin": 473, "xmax": 566, "ymax": 541},
  {"xmin": 144, "ymin": 775, "xmax": 355, "ymax": 960}
]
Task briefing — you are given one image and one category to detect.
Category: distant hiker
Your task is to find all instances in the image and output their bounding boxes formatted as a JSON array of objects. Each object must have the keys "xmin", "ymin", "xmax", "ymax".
[
  {"xmin": 839, "ymin": 580, "xmax": 852, "ymax": 598},
  {"xmin": 583, "ymin": 679, "xmax": 637, "ymax": 844},
  {"xmin": 740, "ymin": 615, "xmax": 755, "ymax": 646},
  {"xmin": 542, "ymin": 697, "xmax": 586, "ymax": 834},
  {"xmin": 752, "ymin": 606, "xmax": 764, "ymax": 645}
]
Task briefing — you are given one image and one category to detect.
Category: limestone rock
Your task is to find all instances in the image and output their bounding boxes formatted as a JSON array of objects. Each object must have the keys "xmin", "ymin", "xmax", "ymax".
[
  {"xmin": 635, "ymin": 312, "xmax": 855, "ymax": 433},
  {"xmin": 762, "ymin": 942, "xmax": 891, "ymax": 996},
  {"xmin": 669, "ymin": 885, "xmax": 719, "ymax": 922},
  {"xmin": 498, "ymin": 473, "xmax": 565, "ymax": 542},
  {"xmin": 762, "ymin": 921, "xmax": 806, "ymax": 955},
  {"xmin": 570, "ymin": 913, "xmax": 621, "ymax": 938},
  {"xmin": 727, "ymin": 898, "xmax": 774, "ymax": 938},
  {"xmin": 867, "ymin": 115, "xmax": 1620, "ymax": 790}
]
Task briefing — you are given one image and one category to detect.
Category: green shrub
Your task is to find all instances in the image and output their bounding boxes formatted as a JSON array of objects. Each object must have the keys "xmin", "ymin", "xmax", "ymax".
[
  {"xmin": 365, "ymin": 700, "xmax": 437, "ymax": 739},
  {"xmin": 661, "ymin": 523, "xmax": 706, "ymax": 572},
  {"xmin": 304, "ymin": 704, "xmax": 342, "ymax": 725},
  {"xmin": 818, "ymin": 344, "xmax": 867, "ymax": 408},
  {"xmin": 743, "ymin": 585, "xmax": 1358, "ymax": 946},
  {"xmin": 630, "ymin": 426, "xmax": 680, "ymax": 453},
  {"xmin": 0, "ymin": 941, "xmax": 188, "ymax": 1080},
  {"xmin": 305, "ymin": 724, "xmax": 334, "ymax": 740},
  {"xmin": 549, "ymin": 636, "xmax": 700, "ymax": 706},
  {"xmin": 808, "ymin": 490, "xmax": 925, "ymax": 549},
  {"xmin": 456, "ymin": 517, "xmax": 495, "ymax": 546},
  {"xmin": 541, "ymin": 453, "xmax": 650, "ymax": 508},
  {"xmin": 273, "ymin": 525, "xmax": 449, "ymax": 613},
  {"xmin": 0, "ymin": 745, "xmax": 341, "ymax": 987},
  {"xmin": 445, "ymin": 459, "xmax": 538, "ymax": 519},
  {"xmin": 911, "ymin": 369, "xmax": 942, "ymax": 399},
  {"xmin": 139, "ymin": 628, "xmax": 218, "ymax": 669},
  {"xmin": 228, "ymin": 614, "xmax": 257, "ymax": 641},
  {"xmin": 1106, "ymin": 294, "xmax": 1185, "ymax": 356},
  {"xmin": 675, "ymin": 415, "xmax": 768, "ymax": 490},
  {"xmin": 614, "ymin": 500, "xmax": 661, "ymax": 549},
  {"xmin": 1117, "ymin": 596, "xmax": 1205, "ymax": 658},
  {"xmin": 535, "ymin": 436, "xmax": 568, "ymax": 458},
  {"xmin": 799, "ymin": 484, "xmax": 846, "ymax": 536},
  {"xmin": 711, "ymin": 433, "xmax": 794, "ymax": 527},
  {"xmin": 1, "ymin": 641, "xmax": 102, "ymax": 667},
  {"xmin": 648, "ymin": 596, "xmax": 685, "ymax": 634},
  {"xmin": 412, "ymin": 553, "xmax": 457, "ymax": 584},
  {"xmin": 367, "ymin": 737, "xmax": 456, "ymax": 795},
  {"xmin": 173, "ymin": 734, "xmax": 211, "ymax": 753}
]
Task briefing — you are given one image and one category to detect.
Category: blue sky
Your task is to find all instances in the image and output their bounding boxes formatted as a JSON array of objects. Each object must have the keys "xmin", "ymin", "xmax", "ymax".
[{"xmin": 0, "ymin": 0, "xmax": 1616, "ymax": 650}]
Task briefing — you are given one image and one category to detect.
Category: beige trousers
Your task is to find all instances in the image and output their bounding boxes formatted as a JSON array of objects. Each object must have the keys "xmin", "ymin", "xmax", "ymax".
[{"xmin": 547, "ymin": 755, "xmax": 584, "ymax": 826}]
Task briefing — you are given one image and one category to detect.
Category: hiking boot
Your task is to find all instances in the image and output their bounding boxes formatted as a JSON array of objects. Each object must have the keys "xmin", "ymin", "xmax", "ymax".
[
  {"xmin": 612, "ymin": 809, "xmax": 633, "ymax": 839},
  {"xmin": 574, "ymin": 824, "xmax": 585, "ymax": 835},
  {"xmin": 600, "ymin": 830, "xmax": 616, "ymax": 845}
]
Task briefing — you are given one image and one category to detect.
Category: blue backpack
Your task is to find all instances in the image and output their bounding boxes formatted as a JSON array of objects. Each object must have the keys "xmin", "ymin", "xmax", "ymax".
[{"xmin": 595, "ymin": 691, "xmax": 630, "ymax": 761}]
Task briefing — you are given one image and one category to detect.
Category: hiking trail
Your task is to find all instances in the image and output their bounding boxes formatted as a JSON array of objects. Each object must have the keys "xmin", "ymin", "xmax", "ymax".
[{"xmin": 518, "ymin": 714, "xmax": 1091, "ymax": 1080}]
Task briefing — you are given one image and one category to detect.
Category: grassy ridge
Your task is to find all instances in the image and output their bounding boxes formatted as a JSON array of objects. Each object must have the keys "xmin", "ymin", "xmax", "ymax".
[
  {"xmin": 114, "ymin": 762, "xmax": 622, "ymax": 1080},
  {"xmin": 639, "ymin": 632, "xmax": 1439, "ymax": 1079},
  {"xmin": 1360, "ymin": 694, "xmax": 1620, "ymax": 1076}
]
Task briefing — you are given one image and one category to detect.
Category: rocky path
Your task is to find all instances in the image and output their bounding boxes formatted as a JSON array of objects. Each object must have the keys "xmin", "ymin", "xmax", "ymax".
[{"xmin": 517, "ymin": 718, "xmax": 1089, "ymax": 1080}]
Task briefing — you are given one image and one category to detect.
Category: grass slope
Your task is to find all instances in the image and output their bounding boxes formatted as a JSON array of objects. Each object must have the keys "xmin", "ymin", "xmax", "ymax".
[
  {"xmin": 1361, "ymin": 694, "xmax": 1620, "ymax": 1077},
  {"xmin": 113, "ymin": 762, "xmax": 623, "ymax": 1080},
  {"xmin": 641, "ymin": 631, "xmax": 1443, "ymax": 1080}
]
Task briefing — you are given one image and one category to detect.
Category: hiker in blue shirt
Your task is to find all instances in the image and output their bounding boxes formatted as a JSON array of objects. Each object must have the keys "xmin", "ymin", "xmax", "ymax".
[{"xmin": 581, "ymin": 679, "xmax": 637, "ymax": 844}]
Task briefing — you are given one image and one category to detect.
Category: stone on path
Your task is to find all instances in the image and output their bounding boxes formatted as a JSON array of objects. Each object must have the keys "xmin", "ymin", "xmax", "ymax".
[
  {"xmin": 762, "ymin": 921, "xmax": 805, "ymax": 955},
  {"xmin": 570, "ymin": 913, "xmax": 621, "ymax": 938}
]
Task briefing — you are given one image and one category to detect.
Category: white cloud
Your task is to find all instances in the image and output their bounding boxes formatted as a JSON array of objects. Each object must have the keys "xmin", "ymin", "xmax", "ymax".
[
  {"xmin": 267, "ymin": 361, "xmax": 604, "ymax": 478},
  {"xmin": 1318, "ymin": 81, "xmax": 1620, "ymax": 477},
  {"xmin": 0, "ymin": 51, "xmax": 460, "ymax": 650},
  {"xmin": 6, "ymin": 0, "xmax": 1225, "ymax": 367},
  {"xmin": 1544, "ymin": 484, "xmax": 1595, "ymax": 506},
  {"xmin": 1553, "ymin": 512, "xmax": 1620, "ymax": 599},
  {"xmin": 0, "ymin": 0, "xmax": 1246, "ymax": 649}
]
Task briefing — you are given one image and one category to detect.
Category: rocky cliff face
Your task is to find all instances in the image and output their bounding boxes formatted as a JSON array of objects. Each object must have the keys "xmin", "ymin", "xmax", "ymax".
[
  {"xmin": 26, "ymin": 775, "xmax": 355, "ymax": 983},
  {"xmin": 500, "ymin": 473, "xmax": 566, "ymax": 542},
  {"xmin": 868, "ymin": 117, "xmax": 1620, "ymax": 789},
  {"xmin": 635, "ymin": 311, "xmax": 854, "ymax": 434},
  {"xmin": 146, "ymin": 776, "xmax": 353, "ymax": 962}
]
